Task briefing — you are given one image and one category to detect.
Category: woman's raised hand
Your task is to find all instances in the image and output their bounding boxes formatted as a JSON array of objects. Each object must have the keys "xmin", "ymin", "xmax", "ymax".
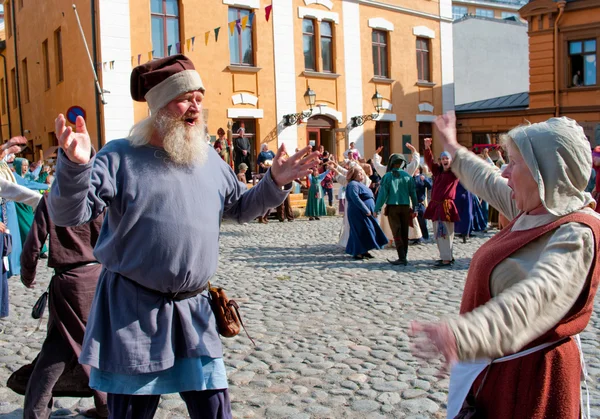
[{"xmin": 433, "ymin": 111, "xmax": 461, "ymax": 158}]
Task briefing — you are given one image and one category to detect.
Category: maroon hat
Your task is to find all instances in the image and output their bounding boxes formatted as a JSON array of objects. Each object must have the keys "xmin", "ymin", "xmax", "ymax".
[{"xmin": 130, "ymin": 54, "xmax": 205, "ymax": 112}]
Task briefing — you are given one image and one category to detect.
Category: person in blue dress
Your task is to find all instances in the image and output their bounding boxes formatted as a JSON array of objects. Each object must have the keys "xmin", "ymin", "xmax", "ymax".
[
  {"xmin": 345, "ymin": 166, "xmax": 388, "ymax": 260},
  {"xmin": 454, "ymin": 182, "xmax": 473, "ymax": 243},
  {"xmin": 257, "ymin": 144, "xmax": 276, "ymax": 174}
]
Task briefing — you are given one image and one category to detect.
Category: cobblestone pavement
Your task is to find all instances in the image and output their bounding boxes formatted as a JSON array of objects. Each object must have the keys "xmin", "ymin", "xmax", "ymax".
[{"xmin": 1, "ymin": 216, "xmax": 600, "ymax": 418}]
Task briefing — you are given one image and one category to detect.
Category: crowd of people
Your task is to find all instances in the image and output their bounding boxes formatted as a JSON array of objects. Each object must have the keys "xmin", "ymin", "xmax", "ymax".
[{"xmin": 0, "ymin": 53, "xmax": 598, "ymax": 419}]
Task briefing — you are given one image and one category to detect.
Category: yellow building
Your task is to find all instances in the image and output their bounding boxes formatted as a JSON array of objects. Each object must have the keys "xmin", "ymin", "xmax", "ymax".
[{"xmin": 0, "ymin": 0, "xmax": 455, "ymax": 166}]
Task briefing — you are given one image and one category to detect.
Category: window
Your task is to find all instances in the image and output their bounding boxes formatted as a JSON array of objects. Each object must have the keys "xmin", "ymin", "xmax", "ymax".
[
  {"xmin": 0, "ymin": 78, "xmax": 5, "ymax": 115},
  {"xmin": 418, "ymin": 123, "xmax": 432, "ymax": 154},
  {"xmin": 18, "ymin": 0, "xmax": 22, "ymax": 9},
  {"xmin": 228, "ymin": 7, "xmax": 254, "ymax": 66},
  {"xmin": 375, "ymin": 122, "xmax": 391, "ymax": 163},
  {"xmin": 416, "ymin": 37, "xmax": 430, "ymax": 82},
  {"xmin": 151, "ymin": 0, "xmax": 180, "ymax": 58},
  {"xmin": 475, "ymin": 8, "xmax": 494, "ymax": 18},
  {"xmin": 303, "ymin": 19, "xmax": 316, "ymax": 70},
  {"xmin": 569, "ymin": 40, "xmax": 596, "ymax": 87},
  {"xmin": 501, "ymin": 12, "xmax": 519, "ymax": 20},
  {"xmin": 452, "ymin": 6, "xmax": 467, "ymax": 20},
  {"xmin": 5, "ymin": 2, "xmax": 11, "ymax": 38},
  {"xmin": 0, "ymin": 4, "xmax": 4, "ymax": 28},
  {"xmin": 372, "ymin": 30, "xmax": 388, "ymax": 78},
  {"xmin": 321, "ymin": 21, "xmax": 333, "ymax": 73},
  {"xmin": 10, "ymin": 68, "xmax": 16, "ymax": 109},
  {"xmin": 42, "ymin": 39, "xmax": 50, "ymax": 90},
  {"xmin": 55, "ymin": 28, "xmax": 64, "ymax": 83},
  {"xmin": 21, "ymin": 58, "xmax": 29, "ymax": 103}
]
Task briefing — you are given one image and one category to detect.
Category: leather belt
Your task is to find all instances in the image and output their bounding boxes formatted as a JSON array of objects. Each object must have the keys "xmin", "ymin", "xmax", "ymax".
[
  {"xmin": 124, "ymin": 276, "xmax": 207, "ymax": 301},
  {"xmin": 54, "ymin": 262, "xmax": 99, "ymax": 276}
]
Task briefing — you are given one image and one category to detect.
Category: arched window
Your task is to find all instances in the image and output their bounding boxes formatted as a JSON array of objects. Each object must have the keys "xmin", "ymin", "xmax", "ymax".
[{"xmin": 151, "ymin": 0, "xmax": 180, "ymax": 58}]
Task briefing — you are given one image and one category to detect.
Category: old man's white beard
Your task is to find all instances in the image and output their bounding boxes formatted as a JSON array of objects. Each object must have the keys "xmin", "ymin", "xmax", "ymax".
[{"xmin": 154, "ymin": 111, "xmax": 209, "ymax": 166}]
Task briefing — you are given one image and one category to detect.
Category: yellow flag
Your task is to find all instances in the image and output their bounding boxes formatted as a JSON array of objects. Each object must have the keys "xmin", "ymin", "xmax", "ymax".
[
  {"xmin": 186, "ymin": 39, "xmax": 191, "ymax": 51},
  {"xmin": 241, "ymin": 16, "xmax": 248, "ymax": 31},
  {"xmin": 148, "ymin": 51, "xmax": 153, "ymax": 61},
  {"xmin": 205, "ymin": 31, "xmax": 210, "ymax": 46},
  {"xmin": 229, "ymin": 21, "xmax": 236, "ymax": 35}
]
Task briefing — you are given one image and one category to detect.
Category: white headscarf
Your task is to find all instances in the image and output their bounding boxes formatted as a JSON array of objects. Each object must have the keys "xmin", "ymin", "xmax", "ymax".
[{"xmin": 509, "ymin": 117, "xmax": 594, "ymax": 216}]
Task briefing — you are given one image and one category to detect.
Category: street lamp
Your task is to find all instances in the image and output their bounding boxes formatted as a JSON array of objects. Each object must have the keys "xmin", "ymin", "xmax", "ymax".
[
  {"xmin": 350, "ymin": 89, "xmax": 383, "ymax": 128},
  {"xmin": 283, "ymin": 86, "xmax": 317, "ymax": 126}
]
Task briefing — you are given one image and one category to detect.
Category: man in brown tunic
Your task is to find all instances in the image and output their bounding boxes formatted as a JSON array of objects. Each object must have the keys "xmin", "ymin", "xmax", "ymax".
[{"xmin": 20, "ymin": 195, "xmax": 107, "ymax": 418}]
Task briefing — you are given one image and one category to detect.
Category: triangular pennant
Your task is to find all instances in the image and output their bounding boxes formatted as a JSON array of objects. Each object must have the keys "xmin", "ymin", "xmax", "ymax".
[
  {"xmin": 148, "ymin": 51, "xmax": 153, "ymax": 61},
  {"xmin": 241, "ymin": 16, "xmax": 248, "ymax": 31},
  {"xmin": 191, "ymin": 36, "xmax": 195, "ymax": 51},
  {"xmin": 235, "ymin": 19, "xmax": 241, "ymax": 35},
  {"xmin": 249, "ymin": 12, "xmax": 255, "ymax": 25},
  {"xmin": 168, "ymin": 44, "xmax": 172, "ymax": 55},
  {"xmin": 265, "ymin": 5, "xmax": 272, "ymax": 22},
  {"xmin": 205, "ymin": 31, "xmax": 210, "ymax": 46},
  {"xmin": 103, "ymin": 62, "xmax": 107, "ymax": 71},
  {"xmin": 214, "ymin": 27, "xmax": 220, "ymax": 42},
  {"xmin": 186, "ymin": 39, "xmax": 191, "ymax": 52},
  {"xmin": 131, "ymin": 56, "xmax": 134, "ymax": 67},
  {"xmin": 229, "ymin": 21, "xmax": 236, "ymax": 35},
  {"xmin": 176, "ymin": 42, "xmax": 181, "ymax": 53},
  {"xmin": 137, "ymin": 54, "xmax": 141, "ymax": 65},
  {"xmin": 110, "ymin": 61, "xmax": 115, "ymax": 70}
]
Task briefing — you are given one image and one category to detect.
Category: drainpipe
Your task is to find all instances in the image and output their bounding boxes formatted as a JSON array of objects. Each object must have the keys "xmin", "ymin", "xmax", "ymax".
[
  {"xmin": 90, "ymin": 0, "xmax": 103, "ymax": 149},
  {"xmin": 10, "ymin": 0, "xmax": 23, "ymax": 135},
  {"xmin": 0, "ymin": 53, "xmax": 12, "ymax": 138},
  {"xmin": 554, "ymin": 1, "xmax": 566, "ymax": 117}
]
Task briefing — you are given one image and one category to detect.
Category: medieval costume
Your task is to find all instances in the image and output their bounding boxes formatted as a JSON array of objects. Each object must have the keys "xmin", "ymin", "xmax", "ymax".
[
  {"xmin": 345, "ymin": 174, "xmax": 388, "ymax": 260},
  {"xmin": 332, "ymin": 164, "xmax": 371, "ymax": 247},
  {"xmin": 444, "ymin": 118, "xmax": 600, "ymax": 418},
  {"xmin": 454, "ymin": 182, "xmax": 472, "ymax": 240},
  {"xmin": 20, "ymin": 195, "xmax": 107, "ymax": 418},
  {"xmin": 234, "ymin": 128, "xmax": 252, "ymax": 181},
  {"xmin": 304, "ymin": 172, "xmax": 328, "ymax": 220},
  {"xmin": 47, "ymin": 55, "xmax": 290, "ymax": 418},
  {"xmin": 424, "ymin": 148, "xmax": 460, "ymax": 265},
  {"xmin": 413, "ymin": 173, "xmax": 432, "ymax": 241},
  {"xmin": 372, "ymin": 151, "xmax": 420, "ymax": 243},
  {"xmin": 374, "ymin": 166, "xmax": 418, "ymax": 265}
]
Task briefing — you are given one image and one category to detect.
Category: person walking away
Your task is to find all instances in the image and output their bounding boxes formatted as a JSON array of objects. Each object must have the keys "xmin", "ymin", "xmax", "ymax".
[
  {"xmin": 345, "ymin": 167, "xmax": 388, "ymax": 260},
  {"xmin": 47, "ymin": 54, "xmax": 318, "ymax": 419},
  {"xmin": 454, "ymin": 182, "xmax": 473, "ymax": 243},
  {"xmin": 321, "ymin": 169, "xmax": 334, "ymax": 207},
  {"xmin": 374, "ymin": 157, "xmax": 418, "ymax": 266},
  {"xmin": 20, "ymin": 195, "xmax": 108, "ymax": 418},
  {"xmin": 424, "ymin": 137, "xmax": 460, "ymax": 267}
]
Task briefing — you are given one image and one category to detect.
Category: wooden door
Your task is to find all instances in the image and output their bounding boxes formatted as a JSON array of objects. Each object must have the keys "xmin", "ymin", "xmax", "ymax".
[{"xmin": 307, "ymin": 128, "xmax": 320, "ymax": 151}]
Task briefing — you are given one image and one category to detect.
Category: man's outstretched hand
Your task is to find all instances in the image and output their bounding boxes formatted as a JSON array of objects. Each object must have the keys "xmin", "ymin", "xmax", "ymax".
[
  {"xmin": 55, "ymin": 114, "xmax": 92, "ymax": 164},
  {"xmin": 0, "ymin": 136, "xmax": 27, "ymax": 160},
  {"xmin": 270, "ymin": 145, "xmax": 320, "ymax": 187}
]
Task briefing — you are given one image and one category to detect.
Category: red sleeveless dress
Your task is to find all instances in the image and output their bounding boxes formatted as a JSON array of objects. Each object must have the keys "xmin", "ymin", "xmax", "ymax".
[{"xmin": 459, "ymin": 212, "xmax": 600, "ymax": 419}]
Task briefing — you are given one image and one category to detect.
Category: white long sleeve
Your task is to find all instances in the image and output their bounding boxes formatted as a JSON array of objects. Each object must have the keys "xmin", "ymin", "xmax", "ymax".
[{"xmin": 0, "ymin": 178, "xmax": 42, "ymax": 209}]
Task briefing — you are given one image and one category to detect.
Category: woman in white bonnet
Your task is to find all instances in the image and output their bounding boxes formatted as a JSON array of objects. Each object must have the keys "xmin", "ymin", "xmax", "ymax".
[{"xmin": 412, "ymin": 112, "xmax": 600, "ymax": 418}]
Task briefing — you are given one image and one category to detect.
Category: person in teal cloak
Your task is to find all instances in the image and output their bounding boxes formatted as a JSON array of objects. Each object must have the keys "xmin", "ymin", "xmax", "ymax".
[
  {"xmin": 304, "ymin": 167, "xmax": 329, "ymax": 220},
  {"xmin": 12, "ymin": 158, "xmax": 49, "ymax": 257}
]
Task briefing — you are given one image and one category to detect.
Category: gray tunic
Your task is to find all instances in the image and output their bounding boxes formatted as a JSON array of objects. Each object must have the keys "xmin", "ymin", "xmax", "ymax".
[{"xmin": 48, "ymin": 140, "xmax": 289, "ymax": 374}]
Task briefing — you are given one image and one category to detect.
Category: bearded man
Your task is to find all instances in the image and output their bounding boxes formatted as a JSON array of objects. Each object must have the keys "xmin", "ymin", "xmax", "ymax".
[
  {"xmin": 47, "ymin": 55, "xmax": 318, "ymax": 418},
  {"xmin": 423, "ymin": 137, "xmax": 460, "ymax": 268}
]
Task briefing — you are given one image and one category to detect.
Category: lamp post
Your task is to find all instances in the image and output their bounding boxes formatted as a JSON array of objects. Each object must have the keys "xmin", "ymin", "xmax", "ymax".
[
  {"xmin": 350, "ymin": 89, "xmax": 383, "ymax": 128},
  {"xmin": 283, "ymin": 86, "xmax": 317, "ymax": 126}
]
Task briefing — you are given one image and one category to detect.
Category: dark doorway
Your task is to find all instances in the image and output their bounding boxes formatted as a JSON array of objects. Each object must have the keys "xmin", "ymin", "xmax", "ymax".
[
  {"xmin": 307, "ymin": 115, "xmax": 335, "ymax": 155},
  {"xmin": 232, "ymin": 119, "xmax": 256, "ymax": 175}
]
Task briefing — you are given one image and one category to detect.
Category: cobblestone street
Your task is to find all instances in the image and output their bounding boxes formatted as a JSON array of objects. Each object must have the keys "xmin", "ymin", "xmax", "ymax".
[{"xmin": 1, "ymin": 216, "xmax": 600, "ymax": 418}]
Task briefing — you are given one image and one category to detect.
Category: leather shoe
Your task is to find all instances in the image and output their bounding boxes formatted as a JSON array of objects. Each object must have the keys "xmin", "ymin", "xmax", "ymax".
[{"xmin": 388, "ymin": 258, "xmax": 407, "ymax": 266}]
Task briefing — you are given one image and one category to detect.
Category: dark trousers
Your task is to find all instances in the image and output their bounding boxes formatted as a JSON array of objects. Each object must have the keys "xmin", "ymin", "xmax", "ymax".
[
  {"xmin": 23, "ymin": 325, "xmax": 106, "ymax": 419},
  {"xmin": 387, "ymin": 205, "xmax": 411, "ymax": 262},
  {"xmin": 276, "ymin": 195, "xmax": 294, "ymax": 221},
  {"xmin": 107, "ymin": 389, "xmax": 232, "ymax": 419},
  {"xmin": 323, "ymin": 187, "xmax": 333, "ymax": 206},
  {"xmin": 416, "ymin": 203, "xmax": 428, "ymax": 240}
]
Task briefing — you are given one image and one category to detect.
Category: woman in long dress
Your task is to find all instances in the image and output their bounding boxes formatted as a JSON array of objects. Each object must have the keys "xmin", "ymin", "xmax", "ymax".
[
  {"xmin": 413, "ymin": 113, "xmax": 600, "ymax": 418},
  {"xmin": 304, "ymin": 168, "xmax": 328, "ymax": 220},
  {"xmin": 344, "ymin": 167, "xmax": 388, "ymax": 260}
]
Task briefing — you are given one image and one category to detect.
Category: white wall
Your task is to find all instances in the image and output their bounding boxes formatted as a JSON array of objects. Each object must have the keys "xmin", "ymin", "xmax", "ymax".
[
  {"xmin": 453, "ymin": 17, "xmax": 528, "ymax": 105},
  {"xmin": 98, "ymin": 0, "xmax": 135, "ymax": 141}
]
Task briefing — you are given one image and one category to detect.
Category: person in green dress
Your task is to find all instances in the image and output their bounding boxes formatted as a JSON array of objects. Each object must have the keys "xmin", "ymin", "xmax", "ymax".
[{"xmin": 305, "ymin": 167, "xmax": 328, "ymax": 220}]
